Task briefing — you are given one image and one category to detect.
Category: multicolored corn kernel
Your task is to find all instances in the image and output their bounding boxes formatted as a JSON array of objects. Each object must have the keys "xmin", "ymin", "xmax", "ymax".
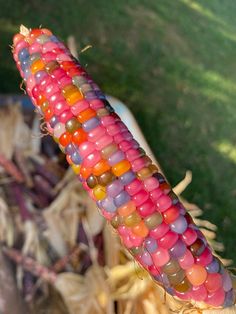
[{"xmin": 13, "ymin": 27, "xmax": 235, "ymax": 308}]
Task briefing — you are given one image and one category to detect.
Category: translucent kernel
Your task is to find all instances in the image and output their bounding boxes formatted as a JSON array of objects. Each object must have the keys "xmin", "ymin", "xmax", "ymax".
[
  {"xmin": 93, "ymin": 185, "xmax": 106, "ymax": 200},
  {"xmin": 112, "ymin": 160, "xmax": 131, "ymax": 177},
  {"xmin": 132, "ymin": 221, "xmax": 149, "ymax": 237},
  {"xmin": 31, "ymin": 59, "xmax": 45, "ymax": 74},
  {"xmin": 124, "ymin": 212, "xmax": 141, "ymax": 227},
  {"xmin": 66, "ymin": 118, "xmax": 81, "ymax": 133},
  {"xmin": 144, "ymin": 212, "xmax": 163, "ymax": 229},
  {"xmin": 118, "ymin": 201, "xmax": 136, "ymax": 216},
  {"xmin": 93, "ymin": 160, "xmax": 110, "ymax": 176},
  {"xmin": 174, "ymin": 277, "xmax": 191, "ymax": 293},
  {"xmin": 162, "ymin": 259, "xmax": 181, "ymax": 275},
  {"xmin": 186, "ymin": 264, "xmax": 207, "ymax": 286},
  {"xmin": 78, "ymin": 108, "xmax": 97, "ymax": 123},
  {"xmin": 137, "ymin": 167, "xmax": 153, "ymax": 180}
]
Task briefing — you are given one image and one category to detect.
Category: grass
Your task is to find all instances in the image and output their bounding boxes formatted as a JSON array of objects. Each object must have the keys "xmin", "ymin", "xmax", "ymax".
[{"xmin": 0, "ymin": 0, "xmax": 236, "ymax": 263}]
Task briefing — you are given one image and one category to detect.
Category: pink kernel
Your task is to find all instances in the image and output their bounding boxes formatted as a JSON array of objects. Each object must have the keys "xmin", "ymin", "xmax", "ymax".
[
  {"xmin": 42, "ymin": 52, "xmax": 57, "ymax": 63},
  {"xmin": 126, "ymin": 148, "xmax": 141, "ymax": 162},
  {"xmin": 150, "ymin": 188, "xmax": 163, "ymax": 201},
  {"xmin": 137, "ymin": 199, "xmax": 156, "ymax": 217},
  {"xmin": 59, "ymin": 110, "xmax": 73, "ymax": 123},
  {"xmin": 195, "ymin": 247, "xmax": 213, "ymax": 267},
  {"xmin": 158, "ymin": 230, "xmax": 178, "ymax": 249},
  {"xmin": 54, "ymin": 101, "xmax": 68, "ymax": 115},
  {"xmin": 101, "ymin": 116, "xmax": 116, "ymax": 126},
  {"xmin": 131, "ymin": 158, "xmax": 147, "ymax": 172},
  {"xmin": 79, "ymin": 142, "xmax": 96, "ymax": 158},
  {"xmin": 90, "ymin": 99, "xmax": 104, "ymax": 110},
  {"xmin": 26, "ymin": 75, "xmax": 36, "ymax": 91},
  {"xmin": 29, "ymin": 42, "xmax": 41, "ymax": 54},
  {"xmin": 182, "ymin": 227, "xmax": 197, "ymax": 246},
  {"xmin": 88, "ymin": 125, "xmax": 106, "ymax": 142},
  {"xmin": 58, "ymin": 76, "xmax": 72, "ymax": 88},
  {"xmin": 45, "ymin": 83, "xmax": 60, "ymax": 97},
  {"xmin": 95, "ymin": 134, "xmax": 113, "ymax": 150},
  {"xmin": 143, "ymin": 177, "xmax": 160, "ymax": 192},
  {"xmin": 132, "ymin": 190, "xmax": 149, "ymax": 206},
  {"xmin": 116, "ymin": 121, "xmax": 127, "ymax": 132},
  {"xmin": 117, "ymin": 225, "xmax": 129, "ymax": 236},
  {"xmin": 71, "ymin": 100, "xmax": 90, "ymax": 115},
  {"xmin": 51, "ymin": 68, "xmax": 65, "ymax": 80},
  {"xmin": 122, "ymin": 235, "xmax": 133, "ymax": 249},
  {"xmin": 175, "ymin": 290, "xmax": 192, "ymax": 301},
  {"xmin": 83, "ymin": 151, "xmax": 101, "ymax": 168},
  {"xmin": 119, "ymin": 140, "xmax": 133, "ymax": 152},
  {"xmin": 129, "ymin": 233, "xmax": 144, "ymax": 247},
  {"xmin": 31, "ymin": 85, "xmax": 41, "ymax": 99},
  {"xmin": 178, "ymin": 249, "xmax": 194, "ymax": 270},
  {"xmin": 152, "ymin": 247, "xmax": 170, "ymax": 267},
  {"xmin": 191, "ymin": 285, "xmax": 208, "ymax": 302},
  {"xmin": 156, "ymin": 195, "xmax": 172, "ymax": 212},
  {"xmin": 207, "ymin": 288, "xmax": 225, "ymax": 307},
  {"xmin": 40, "ymin": 76, "xmax": 53, "ymax": 91},
  {"xmin": 125, "ymin": 178, "xmax": 143, "ymax": 196},
  {"xmin": 149, "ymin": 222, "xmax": 169, "ymax": 239},
  {"xmin": 49, "ymin": 92, "xmax": 65, "ymax": 106},
  {"xmin": 113, "ymin": 133, "xmax": 124, "ymax": 144},
  {"xmin": 106, "ymin": 124, "xmax": 120, "ymax": 136},
  {"xmin": 205, "ymin": 273, "xmax": 223, "ymax": 293}
]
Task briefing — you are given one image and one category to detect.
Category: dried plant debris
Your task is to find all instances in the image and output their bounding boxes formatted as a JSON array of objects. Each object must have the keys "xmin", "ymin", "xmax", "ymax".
[{"xmin": 0, "ymin": 103, "xmax": 234, "ymax": 314}]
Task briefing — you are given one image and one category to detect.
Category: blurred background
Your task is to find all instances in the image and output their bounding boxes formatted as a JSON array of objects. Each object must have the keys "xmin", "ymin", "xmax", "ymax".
[{"xmin": 0, "ymin": 0, "xmax": 236, "ymax": 265}]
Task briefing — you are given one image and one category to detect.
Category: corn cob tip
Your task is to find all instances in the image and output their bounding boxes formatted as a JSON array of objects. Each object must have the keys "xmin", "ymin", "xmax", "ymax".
[{"xmin": 20, "ymin": 25, "xmax": 30, "ymax": 36}]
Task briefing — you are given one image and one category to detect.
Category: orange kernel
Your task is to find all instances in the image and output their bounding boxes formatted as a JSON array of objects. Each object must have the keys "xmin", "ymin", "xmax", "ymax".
[
  {"xmin": 31, "ymin": 59, "xmax": 45, "ymax": 74},
  {"xmin": 77, "ymin": 108, "xmax": 96, "ymax": 123},
  {"xmin": 93, "ymin": 160, "xmax": 110, "ymax": 176},
  {"xmin": 118, "ymin": 201, "xmax": 136, "ymax": 216},
  {"xmin": 112, "ymin": 160, "xmax": 131, "ymax": 177},
  {"xmin": 132, "ymin": 221, "xmax": 149, "ymax": 237}
]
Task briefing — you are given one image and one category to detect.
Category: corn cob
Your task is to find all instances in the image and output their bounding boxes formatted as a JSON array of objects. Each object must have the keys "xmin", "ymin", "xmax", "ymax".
[{"xmin": 12, "ymin": 26, "xmax": 235, "ymax": 309}]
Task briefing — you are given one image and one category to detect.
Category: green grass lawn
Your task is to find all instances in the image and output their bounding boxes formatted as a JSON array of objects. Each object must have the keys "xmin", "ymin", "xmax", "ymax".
[{"xmin": 1, "ymin": 0, "xmax": 236, "ymax": 263}]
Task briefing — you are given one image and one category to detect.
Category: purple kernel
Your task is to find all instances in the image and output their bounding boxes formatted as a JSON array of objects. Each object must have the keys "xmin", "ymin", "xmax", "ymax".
[
  {"xmin": 82, "ymin": 117, "xmax": 100, "ymax": 132},
  {"xmin": 101, "ymin": 196, "xmax": 117, "ymax": 213},
  {"xmin": 140, "ymin": 250, "xmax": 153, "ymax": 266},
  {"xmin": 170, "ymin": 215, "xmax": 188, "ymax": 234},
  {"xmin": 108, "ymin": 150, "xmax": 125, "ymax": 166},
  {"xmin": 145, "ymin": 237, "xmax": 158, "ymax": 253},
  {"xmin": 170, "ymin": 239, "xmax": 186, "ymax": 258},
  {"xmin": 107, "ymin": 180, "xmax": 123, "ymax": 197},
  {"xmin": 206, "ymin": 257, "xmax": 220, "ymax": 273},
  {"xmin": 114, "ymin": 191, "xmax": 130, "ymax": 207},
  {"xmin": 120, "ymin": 171, "xmax": 136, "ymax": 185},
  {"xmin": 35, "ymin": 70, "xmax": 47, "ymax": 84},
  {"xmin": 65, "ymin": 143, "xmax": 77, "ymax": 155},
  {"xmin": 71, "ymin": 151, "xmax": 82, "ymax": 165}
]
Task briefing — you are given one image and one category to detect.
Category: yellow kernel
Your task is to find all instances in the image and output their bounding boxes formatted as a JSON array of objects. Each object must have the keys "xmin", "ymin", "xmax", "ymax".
[
  {"xmin": 71, "ymin": 164, "xmax": 81, "ymax": 175},
  {"xmin": 93, "ymin": 185, "xmax": 106, "ymax": 200}
]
